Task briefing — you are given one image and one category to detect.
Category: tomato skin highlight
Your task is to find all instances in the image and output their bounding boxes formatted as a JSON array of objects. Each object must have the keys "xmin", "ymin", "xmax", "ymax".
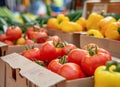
[
  {"xmin": 48, "ymin": 59, "xmax": 63, "ymax": 73},
  {"xmin": 67, "ymin": 48, "xmax": 86, "ymax": 65},
  {"xmin": 39, "ymin": 41, "xmax": 57, "ymax": 62},
  {"xmin": 21, "ymin": 48, "xmax": 40, "ymax": 61},
  {"xmin": 58, "ymin": 63, "xmax": 85, "ymax": 80},
  {"xmin": 62, "ymin": 43, "xmax": 77, "ymax": 55}
]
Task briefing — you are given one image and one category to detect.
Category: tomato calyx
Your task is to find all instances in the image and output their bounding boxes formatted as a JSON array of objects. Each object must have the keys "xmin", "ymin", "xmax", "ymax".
[
  {"xmin": 34, "ymin": 60, "xmax": 47, "ymax": 66},
  {"xmin": 118, "ymin": 28, "xmax": 120, "ymax": 34},
  {"xmin": 25, "ymin": 45, "xmax": 35, "ymax": 50},
  {"xmin": 53, "ymin": 41, "xmax": 66, "ymax": 48},
  {"xmin": 86, "ymin": 45, "xmax": 98, "ymax": 56},
  {"xmin": 59, "ymin": 56, "xmax": 67, "ymax": 64}
]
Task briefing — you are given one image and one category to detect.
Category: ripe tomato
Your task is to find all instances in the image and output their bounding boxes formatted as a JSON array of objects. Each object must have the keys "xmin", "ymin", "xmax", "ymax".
[
  {"xmin": 48, "ymin": 58, "xmax": 63, "ymax": 73},
  {"xmin": 58, "ymin": 63, "xmax": 85, "ymax": 80},
  {"xmin": 67, "ymin": 48, "xmax": 87, "ymax": 65},
  {"xmin": 39, "ymin": 41, "xmax": 57, "ymax": 62},
  {"xmin": 4, "ymin": 40, "xmax": 14, "ymax": 46},
  {"xmin": 81, "ymin": 44, "xmax": 112, "ymax": 76},
  {"xmin": 6, "ymin": 26, "xmax": 22, "ymax": 41},
  {"xmin": 26, "ymin": 26, "xmax": 48, "ymax": 43},
  {"xmin": 25, "ymin": 39, "xmax": 35, "ymax": 45},
  {"xmin": 46, "ymin": 35, "xmax": 62, "ymax": 42},
  {"xmin": 21, "ymin": 47, "xmax": 40, "ymax": 61},
  {"xmin": 62, "ymin": 43, "xmax": 77, "ymax": 55},
  {"xmin": 0, "ymin": 34, "xmax": 9, "ymax": 41}
]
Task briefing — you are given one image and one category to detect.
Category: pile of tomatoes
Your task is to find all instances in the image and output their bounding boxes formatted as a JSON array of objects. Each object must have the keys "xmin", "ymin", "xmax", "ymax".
[
  {"xmin": 21, "ymin": 40, "xmax": 112, "ymax": 80},
  {"xmin": 0, "ymin": 25, "xmax": 49, "ymax": 45}
]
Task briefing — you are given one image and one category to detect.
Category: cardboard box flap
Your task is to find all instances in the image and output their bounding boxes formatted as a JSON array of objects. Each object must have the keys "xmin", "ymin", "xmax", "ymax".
[{"xmin": 1, "ymin": 53, "xmax": 66, "ymax": 87}]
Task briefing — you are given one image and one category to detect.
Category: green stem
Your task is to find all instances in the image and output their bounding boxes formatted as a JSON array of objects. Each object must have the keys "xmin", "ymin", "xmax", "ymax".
[{"xmin": 106, "ymin": 60, "xmax": 120, "ymax": 72}]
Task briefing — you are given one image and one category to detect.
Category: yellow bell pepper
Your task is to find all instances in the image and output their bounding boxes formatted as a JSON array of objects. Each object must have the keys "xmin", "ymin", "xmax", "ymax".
[
  {"xmin": 87, "ymin": 29, "xmax": 104, "ymax": 38},
  {"xmin": 59, "ymin": 21, "xmax": 83, "ymax": 32},
  {"xmin": 76, "ymin": 17, "xmax": 86, "ymax": 31},
  {"xmin": 47, "ymin": 18, "xmax": 59, "ymax": 29},
  {"xmin": 97, "ymin": 16, "xmax": 116, "ymax": 35},
  {"xmin": 95, "ymin": 60, "xmax": 120, "ymax": 87},
  {"xmin": 105, "ymin": 22, "xmax": 120, "ymax": 40},
  {"xmin": 86, "ymin": 13, "xmax": 104, "ymax": 30}
]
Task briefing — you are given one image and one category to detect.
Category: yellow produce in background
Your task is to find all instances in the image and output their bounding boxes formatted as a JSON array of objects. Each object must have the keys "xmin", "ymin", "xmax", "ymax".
[
  {"xmin": 105, "ymin": 22, "xmax": 120, "ymax": 40},
  {"xmin": 47, "ymin": 14, "xmax": 69, "ymax": 29},
  {"xmin": 87, "ymin": 29, "xmax": 104, "ymax": 38},
  {"xmin": 47, "ymin": 18, "xmax": 59, "ymax": 29},
  {"xmin": 86, "ymin": 13, "xmax": 104, "ymax": 30},
  {"xmin": 76, "ymin": 17, "xmax": 86, "ymax": 31},
  {"xmin": 16, "ymin": 37, "xmax": 26, "ymax": 45},
  {"xmin": 25, "ymin": 13, "xmax": 37, "ymax": 20},
  {"xmin": 97, "ymin": 16, "xmax": 116, "ymax": 35},
  {"xmin": 60, "ymin": 21, "xmax": 83, "ymax": 32},
  {"xmin": 22, "ymin": 0, "xmax": 30, "ymax": 8}
]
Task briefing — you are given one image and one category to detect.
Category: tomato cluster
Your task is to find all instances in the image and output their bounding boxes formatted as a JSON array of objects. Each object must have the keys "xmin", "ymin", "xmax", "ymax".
[
  {"xmin": 21, "ymin": 41, "xmax": 112, "ymax": 80},
  {"xmin": 0, "ymin": 25, "xmax": 62, "ymax": 46}
]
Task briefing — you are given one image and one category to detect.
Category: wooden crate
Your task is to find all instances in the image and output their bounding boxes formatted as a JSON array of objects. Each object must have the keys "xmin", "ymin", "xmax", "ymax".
[{"xmin": 83, "ymin": 0, "xmax": 120, "ymax": 18}]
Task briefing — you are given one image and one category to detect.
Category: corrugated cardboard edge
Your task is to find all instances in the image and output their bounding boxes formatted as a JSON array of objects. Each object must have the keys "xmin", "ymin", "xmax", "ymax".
[
  {"xmin": 0, "ymin": 42, "xmax": 8, "ymax": 56},
  {"xmin": 1, "ymin": 53, "xmax": 66, "ymax": 87},
  {"xmin": 0, "ymin": 58, "xmax": 6, "ymax": 87},
  {"xmin": 6, "ymin": 43, "xmax": 43, "ymax": 54},
  {"xmin": 66, "ymin": 76, "xmax": 94, "ymax": 87}
]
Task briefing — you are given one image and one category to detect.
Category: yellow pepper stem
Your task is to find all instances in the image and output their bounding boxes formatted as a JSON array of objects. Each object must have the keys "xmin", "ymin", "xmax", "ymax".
[{"xmin": 106, "ymin": 61, "xmax": 120, "ymax": 72}]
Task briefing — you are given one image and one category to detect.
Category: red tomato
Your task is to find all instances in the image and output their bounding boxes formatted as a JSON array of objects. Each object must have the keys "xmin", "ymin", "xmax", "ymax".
[
  {"xmin": 62, "ymin": 43, "xmax": 77, "ymax": 55},
  {"xmin": 56, "ymin": 48, "xmax": 63, "ymax": 58},
  {"xmin": 81, "ymin": 44, "xmax": 112, "ymax": 76},
  {"xmin": 26, "ymin": 26, "xmax": 48, "ymax": 43},
  {"xmin": 48, "ymin": 59, "xmax": 63, "ymax": 73},
  {"xmin": 58, "ymin": 63, "xmax": 85, "ymax": 80},
  {"xmin": 25, "ymin": 39, "xmax": 35, "ymax": 45},
  {"xmin": 21, "ymin": 47, "xmax": 40, "ymax": 61},
  {"xmin": 67, "ymin": 48, "xmax": 87, "ymax": 65},
  {"xmin": 0, "ymin": 34, "xmax": 9, "ymax": 41},
  {"xmin": 6, "ymin": 26, "xmax": 22, "ymax": 41},
  {"xmin": 39, "ymin": 41, "xmax": 57, "ymax": 62},
  {"xmin": 4, "ymin": 40, "xmax": 14, "ymax": 46},
  {"xmin": 47, "ymin": 35, "xmax": 62, "ymax": 42}
]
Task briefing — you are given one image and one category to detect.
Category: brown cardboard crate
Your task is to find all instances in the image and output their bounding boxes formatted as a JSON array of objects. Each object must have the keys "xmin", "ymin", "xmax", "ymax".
[
  {"xmin": 80, "ymin": 35, "xmax": 120, "ymax": 58},
  {"xmin": 0, "ymin": 42, "xmax": 8, "ymax": 56},
  {"xmin": 0, "ymin": 42, "xmax": 43, "ymax": 55},
  {"xmin": 0, "ymin": 53, "xmax": 94, "ymax": 87},
  {"xmin": 47, "ymin": 28, "xmax": 86, "ymax": 48},
  {"xmin": 83, "ymin": 0, "xmax": 120, "ymax": 18},
  {"xmin": 0, "ymin": 53, "xmax": 66, "ymax": 87}
]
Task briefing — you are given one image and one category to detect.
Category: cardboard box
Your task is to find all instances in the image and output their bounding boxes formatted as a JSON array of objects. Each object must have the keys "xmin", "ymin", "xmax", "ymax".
[
  {"xmin": 80, "ymin": 35, "xmax": 120, "ymax": 58},
  {"xmin": 0, "ymin": 42, "xmax": 43, "ymax": 55},
  {"xmin": 0, "ymin": 53, "xmax": 94, "ymax": 87},
  {"xmin": 0, "ymin": 53, "xmax": 66, "ymax": 87},
  {"xmin": 0, "ymin": 42, "xmax": 8, "ymax": 56},
  {"xmin": 47, "ymin": 28, "xmax": 86, "ymax": 48}
]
